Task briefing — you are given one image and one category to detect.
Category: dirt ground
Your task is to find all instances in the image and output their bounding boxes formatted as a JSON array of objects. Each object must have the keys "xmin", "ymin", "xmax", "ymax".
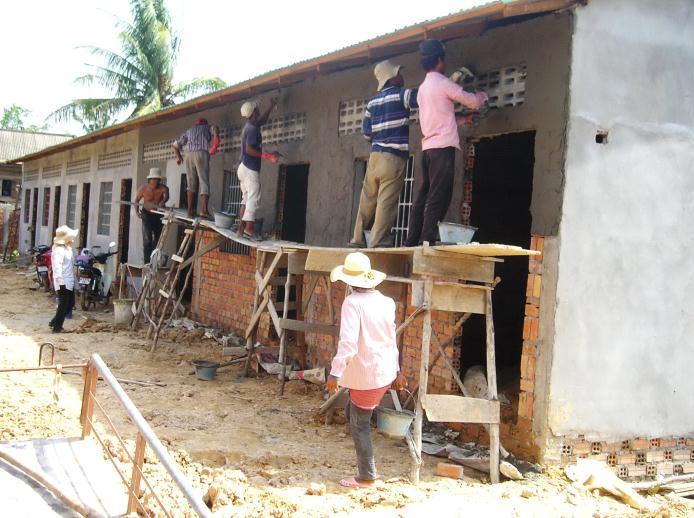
[{"xmin": 0, "ymin": 266, "xmax": 692, "ymax": 517}]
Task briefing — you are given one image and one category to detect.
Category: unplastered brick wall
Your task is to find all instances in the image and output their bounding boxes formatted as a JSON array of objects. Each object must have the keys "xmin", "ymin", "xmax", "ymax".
[
  {"xmin": 559, "ymin": 436, "xmax": 694, "ymax": 482},
  {"xmin": 191, "ymin": 231, "xmax": 274, "ymax": 344},
  {"xmin": 305, "ymin": 281, "xmax": 461, "ymax": 393}
]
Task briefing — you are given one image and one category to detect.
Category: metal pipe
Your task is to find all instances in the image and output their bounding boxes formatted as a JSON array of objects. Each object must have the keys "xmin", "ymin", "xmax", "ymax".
[
  {"xmin": 0, "ymin": 363, "xmax": 87, "ymax": 373},
  {"xmin": 89, "ymin": 354, "xmax": 210, "ymax": 517}
]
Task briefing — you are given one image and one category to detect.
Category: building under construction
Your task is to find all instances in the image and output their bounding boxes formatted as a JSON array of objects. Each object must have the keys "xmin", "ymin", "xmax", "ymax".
[{"xmin": 12, "ymin": 0, "xmax": 694, "ymax": 482}]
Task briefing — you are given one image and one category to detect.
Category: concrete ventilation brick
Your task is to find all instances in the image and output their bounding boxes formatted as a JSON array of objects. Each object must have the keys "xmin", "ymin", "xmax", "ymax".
[
  {"xmin": 338, "ymin": 99, "xmax": 368, "ymax": 135},
  {"xmin": 66, "ymin": 158, "xmax": 91, "ymax": 175},
  {"xmin": 636, "ymin": 452, "xmax": 646, "ymax": 465},
  {"xmin": 218, "ymin": 126, "xmax": 242, "ymax": 153},
  {"xmin": 23, "ymin": 166, "xmax": 39, "ymax": 181},
  {"xmin": 98, "ymin": 149, "xmax": 132, "ymax": 170},
  {"xmin": 462, "ymin": 63, "xmax": 527, "ymax": 109},
  {"xmin": 42, "ymin": 163, "xmax": 62, "ymax": 179},
  {"xmin": 591, "ymin": 442, "xmax": 602, "ymax": 454},
  {"xmin": 143, "ymin": 139, "xmax": 175, "ymax": 163},
  {"xmin": 621, "ymin": 440, "xmax": 631, "ymax": 450},
  {"xmin": 618, "ymin": 466, "xmax": 629, "ymax": 478},
  {"xmin": 262, "ymin": 113, "xmax": 307, "ymax": 145},
  {"xmin": 607, "ymin": 454, "xmax": 618, "ymax": 466}
]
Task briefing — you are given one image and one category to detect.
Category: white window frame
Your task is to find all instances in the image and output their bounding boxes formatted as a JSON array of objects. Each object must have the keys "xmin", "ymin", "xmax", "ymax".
[{"xmin": 66, "ymin": 185, "xmax": 78, "ymax": 229}]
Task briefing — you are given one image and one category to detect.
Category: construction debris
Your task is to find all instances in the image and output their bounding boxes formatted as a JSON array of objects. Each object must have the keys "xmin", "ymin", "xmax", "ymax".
[{"xmin": 565, "ymin": 459, "xmax": 658, "ymax": 512}]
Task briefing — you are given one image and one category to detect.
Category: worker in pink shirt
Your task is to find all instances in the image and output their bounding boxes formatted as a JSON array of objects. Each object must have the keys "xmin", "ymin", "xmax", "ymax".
[
  {"xmin": 405, "ymin": 39, "xmax": 488, "ymax": 246},
  {"xmin": 326, "ymin": 252, "xmax": 406, "ymax": 488}
]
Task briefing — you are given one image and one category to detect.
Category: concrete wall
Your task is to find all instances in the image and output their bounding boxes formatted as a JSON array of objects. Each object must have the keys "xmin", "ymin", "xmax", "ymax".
[
  {"xmin": 139, "ymin": 12, "xmax": 572, "ymax": 246},
  {"xmin": 19, "ymin": 130, "xmax": 140, "ymax": 259},
  {"xmin": 547, "ymin": 0, "xmax": 694, "ymax": 442}
]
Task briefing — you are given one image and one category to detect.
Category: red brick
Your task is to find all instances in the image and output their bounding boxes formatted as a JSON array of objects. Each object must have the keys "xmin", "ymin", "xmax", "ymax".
[
  {"xmin": 525, "ymin": 303, "xmax": 539, "ymax": 318},
  {"xmin": 435, "ymin": 463, "xmax": 467, "ymax": 479}
]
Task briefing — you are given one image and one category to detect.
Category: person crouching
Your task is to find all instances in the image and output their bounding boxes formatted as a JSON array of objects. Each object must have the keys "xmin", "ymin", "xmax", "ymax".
[{"xmin": 326, "ymin": 252, "xmax": 407, "ymax": 488}]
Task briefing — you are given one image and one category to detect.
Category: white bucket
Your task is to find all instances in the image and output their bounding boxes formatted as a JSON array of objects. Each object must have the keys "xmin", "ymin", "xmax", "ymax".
[
  {"xmin": 113, "ymin": 298, "xmax": 134, "ymax": 325},
  {"xmin": 376, "ymin": 407, "xmax": 415, "ymax": 439}
]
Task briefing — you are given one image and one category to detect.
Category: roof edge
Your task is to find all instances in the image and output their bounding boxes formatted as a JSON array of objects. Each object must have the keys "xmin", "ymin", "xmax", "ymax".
[{"xmin": 12, "ymin": 0, "xmax": 578, "ymax": 164}]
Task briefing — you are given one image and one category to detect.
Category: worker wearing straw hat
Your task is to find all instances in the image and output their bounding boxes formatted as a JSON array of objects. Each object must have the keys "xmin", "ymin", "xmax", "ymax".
[
  {"xmin": 49, "ymin": 225, "xmax": 78, "ymax": 333},
  {"xmin": 135, "ymin": 167, "xmax": 169, "ymax": 263},
  {"xmin": 326, "ymin": 252, "xmax": 407, "ymax": 487}
]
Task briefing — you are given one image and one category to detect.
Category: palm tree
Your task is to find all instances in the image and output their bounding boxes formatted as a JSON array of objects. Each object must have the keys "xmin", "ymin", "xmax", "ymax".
[{"xmin": 50, "ymin": 0, "xmax": 225, "ymax": 133}]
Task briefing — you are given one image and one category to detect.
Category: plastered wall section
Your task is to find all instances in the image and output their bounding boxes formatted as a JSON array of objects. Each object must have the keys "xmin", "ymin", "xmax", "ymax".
[
  {"xmin": 19, "ymin": 130, "xmax": 142, "ymax": 259},
  {"xmin": 548, "ymin": 0, "xmax": 694, "ymax": 441},
  {"xmin": 138, "ymin": 12, "xmax": 571, "ymax": 246}
]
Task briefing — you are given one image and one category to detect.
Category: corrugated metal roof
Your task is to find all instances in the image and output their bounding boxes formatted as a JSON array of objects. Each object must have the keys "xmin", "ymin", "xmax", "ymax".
[
  {"xmin": 0, "ymin": 129, "xmax": 73, "ymax": 163},
  {"xmin": 12, "ymin": 0, "xmax": 578, "ymax": 163}
]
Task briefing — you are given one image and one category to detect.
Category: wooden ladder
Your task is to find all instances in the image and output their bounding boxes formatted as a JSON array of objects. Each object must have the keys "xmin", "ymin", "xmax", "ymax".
[{"xmin": 148, "ymin": 219, "xmax": 199, "ymax": 351}]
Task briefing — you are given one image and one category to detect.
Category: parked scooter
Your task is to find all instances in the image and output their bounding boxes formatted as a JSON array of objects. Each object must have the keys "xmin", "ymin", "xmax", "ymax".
[
  {"xmin": 31, "ymin": 245, "xmax": 53, "ymax": 292},
  {"xmin": 76, "ymin": 241, "xmax": 118, "ymax": 311}
]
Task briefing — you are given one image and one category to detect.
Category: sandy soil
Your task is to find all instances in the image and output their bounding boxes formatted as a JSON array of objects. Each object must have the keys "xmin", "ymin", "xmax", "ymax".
[{"xmin": 0, "ymin": 265, "xmax": 691, "ymax": 517}]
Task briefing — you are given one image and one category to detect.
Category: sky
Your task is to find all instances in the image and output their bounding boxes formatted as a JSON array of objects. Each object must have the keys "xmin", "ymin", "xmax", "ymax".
[{"xmin": 0, "ymin": 0, "xmax": 487, "ymax": 136}]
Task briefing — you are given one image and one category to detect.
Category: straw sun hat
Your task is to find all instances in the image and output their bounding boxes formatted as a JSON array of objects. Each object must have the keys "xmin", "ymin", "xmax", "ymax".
[
  {"xmin": 54, "ymin": 225, "xmax": 79, "ymax": 245},
  {"xmin": 330, "ymin": 252, "xmax": 386, "ymax": 289}
]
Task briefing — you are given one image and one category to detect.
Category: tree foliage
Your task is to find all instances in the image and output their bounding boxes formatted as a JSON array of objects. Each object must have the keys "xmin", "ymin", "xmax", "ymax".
[
  {"xmin": 1, "ymin": 105, "xmax": 47, "ymax": 132},
  {"xmin": 49, "ymin": 0, "xmax": 226, "ymax": 133}
]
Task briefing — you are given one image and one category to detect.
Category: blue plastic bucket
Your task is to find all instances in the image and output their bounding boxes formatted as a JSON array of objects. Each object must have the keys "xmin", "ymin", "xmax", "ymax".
[{"xmin": 192, "ymin": 360, "xmax": 220, "ymax": 381}]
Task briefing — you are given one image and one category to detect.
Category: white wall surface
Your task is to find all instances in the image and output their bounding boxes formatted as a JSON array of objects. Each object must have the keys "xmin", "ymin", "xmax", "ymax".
[{"xmin": 548, "ymin": 0, "xmax": 694, "ymax": 439}]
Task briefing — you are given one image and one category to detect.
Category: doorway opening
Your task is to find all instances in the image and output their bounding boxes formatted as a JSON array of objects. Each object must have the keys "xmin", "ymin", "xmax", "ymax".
[
  {"xmin": 52, "ymin": 186, "xmax": 61, "ymax": 237},
  {"xmin": 30, "ymin": 188, "xmax": 38, "ymax": 248},
  {"xmin": 459, "ymin": 131, "xmax": 535, "ymax": 423},
  {"xmin": 80, "ymin": 183, "xmax": 91, "ymax": 248},
  {"xmin": 118, "ymin": 179, "xmax": 133, "ymax": 264},
  {"xmin": 277, "ymin": 164, "xmax": 309, "ymax": 243}
]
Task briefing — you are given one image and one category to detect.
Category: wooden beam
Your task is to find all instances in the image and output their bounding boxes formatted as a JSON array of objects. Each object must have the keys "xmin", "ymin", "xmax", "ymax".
[
  {"xmin": 301, "ymin": 275, "xmax": 321, "ymax": 313},
  {"xmin": 179, "ymin": 235, "xmax": 225, "ymax": 269},
  {"xmin": 412, "ymin": 248, "xmax": 495, "ymax": 283},
  {"xmin": 430, "ymin": 283, "xmax": 487, "ymax": 314},
  {"xmin": 266, "ymin": 298, "xmax": 283, "ymax": 337},
  {"xmin": 280, "ymin": 318, "xmax": 339, "ymax": 337},
  {"xmin": 305, "ymin": 249, "xmax": 410, "ymax": 276},
  {"xmin": 421, "ymin": 395, "xmax": 500, "ymax": 424},
  {"xmin": 257, "ymin": 250, "xmax": 284, "ymax": 295},
  {"xmin": 485, "ymin": 289, "xmax": 500, "ymax": 484},
  {"xmin": 244, "ymin": 295, "xmax": 269, "ymax": 339}
]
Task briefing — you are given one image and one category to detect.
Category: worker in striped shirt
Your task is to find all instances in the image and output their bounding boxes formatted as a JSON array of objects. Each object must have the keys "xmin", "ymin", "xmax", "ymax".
[{"xmin": 349, "ymin": 60, "xmax": 418, "ymax": 248}]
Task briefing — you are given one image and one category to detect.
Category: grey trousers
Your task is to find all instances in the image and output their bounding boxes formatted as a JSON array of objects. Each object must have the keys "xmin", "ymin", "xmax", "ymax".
[
  {"xmin": 345, "ymin": 401, "xmax": 377, "ymax": 480},
  {"xmin": 185, "ymin": 150, "xmax": 210, "ymax": 195}
]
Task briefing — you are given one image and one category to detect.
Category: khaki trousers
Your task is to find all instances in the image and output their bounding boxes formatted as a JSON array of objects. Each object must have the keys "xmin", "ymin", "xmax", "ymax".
[{"xmin": 351, "ymin": 152, "xmax": 406, "ymax": 247}]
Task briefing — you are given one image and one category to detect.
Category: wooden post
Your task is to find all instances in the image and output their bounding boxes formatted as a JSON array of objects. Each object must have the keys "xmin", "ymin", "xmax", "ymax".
[
  {"xmin": 411, "ymin": 279, "xmax": 433, "ymax": 484},
  {"xmin": 278, "ymin": 267, "xmax": 293, "ymax": 395},
  {"xmin": 80, "ymin": 362, "xmax": 98, "ymax": 439},
  {"xmin": 485, "ymin": 289, "xmax": 500, "ymax": 483},
  {"xmin": 294, "ymin": 273, "xmax": 306, "ymax": 367},
  {"xmin": 127, "ymin": 432, "xmax": 147, "ymax": 514},
  {"xmin": 245, "ymin": 251, "xmax": 267, "ymax": 377}
]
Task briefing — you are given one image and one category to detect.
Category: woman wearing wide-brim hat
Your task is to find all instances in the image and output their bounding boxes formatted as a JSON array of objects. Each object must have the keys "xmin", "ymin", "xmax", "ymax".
[
  {"xmin": 326, "ymin": 252, "xmax": 407, "ymax": 488},
  {"xmin": 49, "ymin": 225, "xmax": 78, "ymax": 333}
]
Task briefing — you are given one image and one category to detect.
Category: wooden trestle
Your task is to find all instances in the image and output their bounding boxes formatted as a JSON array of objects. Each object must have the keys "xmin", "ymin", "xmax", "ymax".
[{"xmin": 134, "ymin": 209, "xmax": 538, "ymax": 484}]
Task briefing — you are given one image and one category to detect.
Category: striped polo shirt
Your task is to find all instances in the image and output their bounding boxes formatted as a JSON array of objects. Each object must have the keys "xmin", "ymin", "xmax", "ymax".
[
  {"xmin": 174, "ymin": 123, "xmax": 212, "ymax": 152},
  {"xmin": 362, "ymin": 86, "xmax": 418, "ymax": 158}
]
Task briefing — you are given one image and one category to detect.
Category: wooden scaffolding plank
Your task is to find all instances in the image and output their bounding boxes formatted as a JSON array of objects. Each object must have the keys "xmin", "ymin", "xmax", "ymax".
[
  {"xmin": 305, "ymin": 249, "xmax": 410, "ymax": 276},
  {"xmin": 421, "ymin": 395, "xmax": 500, "ymax": 424},
  {"xmin": 280, "ymin": 318, "xmax": 339, "ymax": 336},
  {"xmin": 430, "ymin": 283, "xmax": 487, "ymax": 314},
  {"xmin": 412, "ymin": 248, "xmax": 495, "ymax": 283}
]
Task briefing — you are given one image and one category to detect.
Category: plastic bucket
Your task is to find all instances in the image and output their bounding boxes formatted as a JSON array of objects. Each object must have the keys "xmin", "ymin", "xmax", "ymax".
[
  {"xmin": 438, "ymin": 222, "xmax": 477, "ymax": 244},
  {"xmin": 113, "ymin": 298, "xmax": 134, "ymax": 325},
  {"xmin": 213, "ymin": 211, "xmax": 234, "ymax": 229},
  {"xmin": 376, "ymin": 407, "xmax": 415, "ymax": 439},
  {"xmin": 192, "ymin": 360, "xmax": 220, "ymax": 381}
]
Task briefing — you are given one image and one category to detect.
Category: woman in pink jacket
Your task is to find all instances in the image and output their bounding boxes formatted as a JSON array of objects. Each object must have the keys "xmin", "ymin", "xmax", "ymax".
[{"xmin": 327, "ymin": 252, "xmax": 406, "ymax": 488}]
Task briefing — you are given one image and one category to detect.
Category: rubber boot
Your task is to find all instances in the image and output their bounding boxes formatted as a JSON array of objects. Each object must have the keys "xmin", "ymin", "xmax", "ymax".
[{"xmin": 186, "ymin": 191, "xmax": 195, "ymax": 217}]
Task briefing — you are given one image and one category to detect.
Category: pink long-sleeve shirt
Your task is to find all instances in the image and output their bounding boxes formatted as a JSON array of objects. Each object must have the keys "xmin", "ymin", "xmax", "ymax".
[
  {"xmin": 330, "ymin": 290, "xmax": 399, "ymax": 390},
  {"xmin": 418, "ymin": 71, "xmax": 487, "ymax": 151}
]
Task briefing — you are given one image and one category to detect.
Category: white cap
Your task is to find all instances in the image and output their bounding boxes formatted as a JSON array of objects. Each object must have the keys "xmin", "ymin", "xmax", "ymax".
[
  {"xmin": 374, "ymin": 60, "xmax": 402, "ymax": 91},
  {"xmin": 241, "ymin": 101, "xmax": 258, "ymax": 118},
  {"xmin": 147, "ymin": 167, "xmax": 162, "ymax": 180}
]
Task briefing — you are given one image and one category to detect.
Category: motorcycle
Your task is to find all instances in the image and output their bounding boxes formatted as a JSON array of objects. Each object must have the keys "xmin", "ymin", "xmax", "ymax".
[
  {"xmin": 31, "ymin": 245, "xmax": 53, "ymax": 292},
  {"xmin": 76, "ymin": 241, "xmax": 118, "ymax": 311}
]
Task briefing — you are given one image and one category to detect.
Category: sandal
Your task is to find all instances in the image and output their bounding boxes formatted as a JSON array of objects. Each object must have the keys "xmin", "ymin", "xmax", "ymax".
[
  {"xmin": 243, "ymin": 233, "xmax": 263, "ymax": 242},
  {"xmin": 339, "ymin": 477, "xmax": 376, "ymax": 488}
]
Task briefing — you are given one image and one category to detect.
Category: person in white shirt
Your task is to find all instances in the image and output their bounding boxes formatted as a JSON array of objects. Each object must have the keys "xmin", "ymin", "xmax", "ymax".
[
  {"xmin": 49, "ymin": 226, "xmax": 78, "ymax": 333},
  {"xmin": 327, "ymin": 252, "xmax": 407, "ymax": 488}
]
